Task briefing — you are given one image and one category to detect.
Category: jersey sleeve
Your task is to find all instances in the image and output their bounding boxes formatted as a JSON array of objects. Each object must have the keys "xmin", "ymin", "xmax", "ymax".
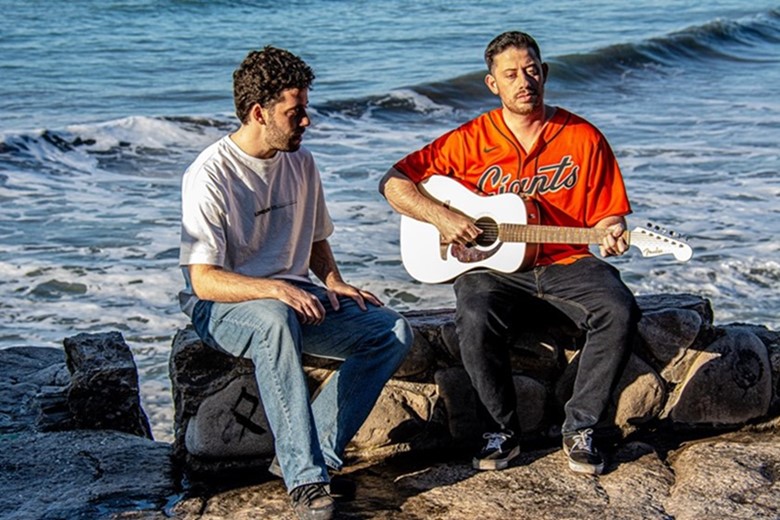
[
  {"xmin": 393, "ymin": 127, "xmax": 468, "ymax": 183},
  {"xmin": 583, "ymin": 132, "xmax": 632, "ymax": 227}
]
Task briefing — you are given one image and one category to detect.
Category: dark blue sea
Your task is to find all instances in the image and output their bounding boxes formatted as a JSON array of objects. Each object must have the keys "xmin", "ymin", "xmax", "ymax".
[{"xmin": 1, "ymin": 0, "xmax": 779, "ymax": 439}]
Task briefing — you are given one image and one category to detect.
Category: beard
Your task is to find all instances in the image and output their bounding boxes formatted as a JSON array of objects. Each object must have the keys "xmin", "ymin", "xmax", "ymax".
[
  {"xmin": 503, "ymin": 90, "xmax": 543, "ymax": 116},
  {"xmin": 266, "ymin": 120, "xmax": 304, "ymax": 152},
  {"xmin": 506, "ymin": 102, "xmax": 535, "ymax": 116}
]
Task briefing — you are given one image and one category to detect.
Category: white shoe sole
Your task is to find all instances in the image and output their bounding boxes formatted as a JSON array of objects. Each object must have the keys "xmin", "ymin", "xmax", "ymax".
[
  {"xmin": 567, "ymin": 457, "xmax": 604, "ymax": 475},
  {"xmin": 472, "ymin": 445, "xmax": 521, "ymax": 471}
]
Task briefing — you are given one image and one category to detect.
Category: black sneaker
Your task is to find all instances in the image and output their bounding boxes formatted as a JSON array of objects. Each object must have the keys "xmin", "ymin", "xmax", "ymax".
[
  {"xmin": 290, "ymin": 483, "xmax": 335, "ymax": 520},
  {"xmin": 269, "ymin": 456, "xmax": 356, "ymax": 500},
  {"xmin": 562, "ymin": 428, "xmax": 604, "ymax": 475},
  {"xmin": 472, "ymin": 431, "xmax": 520, "ymax": 470}
]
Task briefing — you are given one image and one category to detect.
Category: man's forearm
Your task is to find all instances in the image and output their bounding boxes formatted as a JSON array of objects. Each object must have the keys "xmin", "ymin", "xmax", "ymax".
[
  {"xmin": 188, "ymin": 264, "xmax": 283, "ymax": 303},
  {"xmin": 379, "ymin": 167, "xmax": 447, "ymax": 223},
  {"xmin": 310, "ymin": 240, "xmax": 344, "ymax": 288}
]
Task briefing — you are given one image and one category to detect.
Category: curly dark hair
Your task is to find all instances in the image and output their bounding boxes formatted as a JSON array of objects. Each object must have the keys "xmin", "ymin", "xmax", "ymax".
[
  {"xmin": 233, "ymin": 46, "xmax": 315, "ymax": 124},
  {"xmin": 484, "ymin": 31, "xmax": 542, "ymax": 73}
]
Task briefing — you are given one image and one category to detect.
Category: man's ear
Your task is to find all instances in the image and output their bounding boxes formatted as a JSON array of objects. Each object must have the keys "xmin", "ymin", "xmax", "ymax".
[
  {"xmin": 250, "ymin": 103, "xmax": 266, "ymax": 124},
  {"xmin": 485, "ymin": 73, "xmax": 499, "ymax": 96},
  {"xmin": 542, "ymin": 62, "xmax": 549, "ymax": 83}
]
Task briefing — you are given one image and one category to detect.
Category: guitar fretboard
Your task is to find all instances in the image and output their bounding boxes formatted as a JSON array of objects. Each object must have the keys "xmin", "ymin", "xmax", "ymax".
[{"xmin": 496, "ymin": 223, "xmax": 625, "ymax": 245}]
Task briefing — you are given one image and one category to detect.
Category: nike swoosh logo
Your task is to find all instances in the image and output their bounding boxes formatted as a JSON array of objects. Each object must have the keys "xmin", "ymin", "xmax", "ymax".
[{"xmin": 483, "ymin": 146, "xmax": 499, "ymax": 153}]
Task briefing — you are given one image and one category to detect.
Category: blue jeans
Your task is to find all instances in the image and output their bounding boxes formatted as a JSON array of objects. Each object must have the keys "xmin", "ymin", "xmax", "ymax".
[
  {"xmin": 190, "ymin": 280, "xmax": 412, "ymax": 491},
  {"xmin": 453, "ymin": 257, "xmax": 640, "ymax": 436}
]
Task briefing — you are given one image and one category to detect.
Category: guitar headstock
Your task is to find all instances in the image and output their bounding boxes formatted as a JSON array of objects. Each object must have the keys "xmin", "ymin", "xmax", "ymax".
[{"xmin": 629, "ymin": 225, "xmax": 693, "ymax": 262}]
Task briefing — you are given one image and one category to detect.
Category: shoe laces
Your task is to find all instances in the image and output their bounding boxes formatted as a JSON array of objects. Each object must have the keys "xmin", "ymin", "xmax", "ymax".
[
  {"xmin": 482, "ymin": 432, "xmax": 510, "ymax": 451},
  {"xmin": 291, "ymin": 483, "xmax": 330, "ymax": 506},
  {"xmin": 570, "ymin": 428, "xmax": 594, "ymax": 452}
]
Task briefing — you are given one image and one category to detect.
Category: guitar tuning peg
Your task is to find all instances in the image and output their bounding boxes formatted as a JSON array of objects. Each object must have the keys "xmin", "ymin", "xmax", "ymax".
[{"xmin": 643, "ymin": 222, "xmax": 688, "ymax": 241}]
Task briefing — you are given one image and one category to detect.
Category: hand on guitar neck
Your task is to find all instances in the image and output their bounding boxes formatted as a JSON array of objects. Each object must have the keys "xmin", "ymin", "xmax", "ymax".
[{"xmin": 593, "ymin": 216, "xmax": 630, "ymax": 258}]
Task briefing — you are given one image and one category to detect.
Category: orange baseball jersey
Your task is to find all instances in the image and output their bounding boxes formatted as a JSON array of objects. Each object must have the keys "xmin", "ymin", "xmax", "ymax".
[{"xmin": 393, "ymin": 107, "xmax": 631, "ymax": 266}]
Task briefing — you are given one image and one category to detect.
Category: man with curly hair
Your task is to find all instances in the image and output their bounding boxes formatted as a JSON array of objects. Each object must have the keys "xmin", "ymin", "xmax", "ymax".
[{"xmin": 179, "ymin": 46, "xmax": 412, "ymax": 520}]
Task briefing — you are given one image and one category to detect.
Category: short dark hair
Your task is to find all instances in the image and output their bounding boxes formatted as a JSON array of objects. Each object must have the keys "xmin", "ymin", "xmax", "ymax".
[
  {"xmin": 233, "ymin": 46, "xmax": 315, "ymax": 124},
  {"xmin": 484, "ymin": 31, "xmax": 542, "ymax": 72}
]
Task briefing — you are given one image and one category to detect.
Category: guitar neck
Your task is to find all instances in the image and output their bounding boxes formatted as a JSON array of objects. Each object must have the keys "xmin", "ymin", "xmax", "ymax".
[{"xmin": 500, "ymin": 223, "xmax": 623, "ymax": 245}]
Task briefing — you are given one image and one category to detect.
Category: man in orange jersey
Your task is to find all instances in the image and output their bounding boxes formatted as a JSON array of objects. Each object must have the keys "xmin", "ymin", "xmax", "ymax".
[{"xmin": 379, "ymin": 31, "xmax": 640, "ymax": 475}]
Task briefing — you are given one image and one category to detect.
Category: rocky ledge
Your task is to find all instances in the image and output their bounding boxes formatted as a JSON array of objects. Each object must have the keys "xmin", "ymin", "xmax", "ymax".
[{"xmin": 1, "ymin": 293, "xmax": 779, "ymax": 519}]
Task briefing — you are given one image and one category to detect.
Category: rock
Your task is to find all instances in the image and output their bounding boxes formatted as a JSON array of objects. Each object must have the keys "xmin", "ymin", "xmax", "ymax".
[
  {"xmin": 665, "ymin": 433, "xmax": 780, "ymax": 520},
  {"xmin": 637, "ymin": 308, "xmax": 702, "ymax": 381},
  {"xmin": 168, "ymin": 327, "xmax": 259, "ymax": 467},
  {"xmin": 0, "ymin": 346, "xmax": 69, "ymax": 433},
  {"xmin": 169, "ymin": 293, "xmax": 779, "ymax": 477},
  {"xmin": 64, "ymin": 332, "xmax": 152, "ymax": 439},
  {"xmin": 394, "ymin": 330, "xmax": 435, "ymax": 379},
  {"xmin": 667, "ymin": 327, "xmax": 772, "ymax": 425},
  {"xmin": 0, "ymin": 341, "xmax": 176, "ymax": 520},
  {"xmin": 347, "ymin": 377, "xmax": 442, "ymax": 456},
  {"xmin": 184, "ymin": 374, "xmax": 274, "ymax": 459},
  {"xmin": 166, "ymin": 431, "xmax": 780, "ymax": 520},
  {"xmin": 599, "ymin": 442, "xmax": 675, "ymax": 518},
  {"xmin": 635, "ymin": 293, "xmax": 714, "ymax": 323},
  {"xmin": 391, "ymin": 443, "xmax": 675, "ymax": 519},
  {"xmin": 1, "ymin": 293, "xmax": 780, "ymax": 519},
  {"xmin": 0, "ymin": 430, "xmax": 176, "ymax": 520},
  {"xmin": 611, "ymin": 354, "xmax": 666, "ymax": 432},
  {"xmin": 434, "ymin": 366, "xmax": 483, "ymax": 440}
]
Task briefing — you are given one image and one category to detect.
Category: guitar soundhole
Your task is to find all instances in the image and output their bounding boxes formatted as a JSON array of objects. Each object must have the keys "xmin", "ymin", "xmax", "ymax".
[{"xmin": 475, "ymin": 218, "xmax": 499, "ymax": 247}]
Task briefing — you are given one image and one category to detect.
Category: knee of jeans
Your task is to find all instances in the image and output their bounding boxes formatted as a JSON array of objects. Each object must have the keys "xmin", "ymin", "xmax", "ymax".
[
  {"xmin": 377, "ymin": 311, "xmax": 414, "ymax": 358},
  {"xmin": 454, "ymin": 293, "xmax": 494, "ymax": 329},
  {"xmin": 395, "ymin": 316, "xmax": 414, "ymax": 353},
  {"xmin": 601, "ymin": 294, "xmax": 640, "ymax": 329},
  {"xmin": 262, "ymin": 303, "xmax": 300, "ymax": 334}
]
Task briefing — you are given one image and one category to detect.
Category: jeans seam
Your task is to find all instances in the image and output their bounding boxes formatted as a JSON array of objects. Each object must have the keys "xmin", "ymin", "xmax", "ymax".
[{"xmin": 533, "ymin": 265, "xmax": 546, "ymax": 298}]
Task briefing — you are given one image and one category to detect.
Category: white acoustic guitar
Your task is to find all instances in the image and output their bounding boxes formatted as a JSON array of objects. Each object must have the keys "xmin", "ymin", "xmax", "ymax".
[{"xmin": 400, "ymin": 175, "xmax": 693, "ymax": 284}]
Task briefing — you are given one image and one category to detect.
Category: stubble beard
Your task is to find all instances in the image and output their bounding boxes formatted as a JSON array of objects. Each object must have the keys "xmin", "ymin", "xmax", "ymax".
[
  {"xmin": 267, "ymin": 120, "xmax": 304, "ymax": 153},
  {"xmin": 507, "ymin": 103, "xmax": 535, "ymax": 116},
  {"xmin": 505, "ymin": 92, "xmax": 543, "ymax": 117}
]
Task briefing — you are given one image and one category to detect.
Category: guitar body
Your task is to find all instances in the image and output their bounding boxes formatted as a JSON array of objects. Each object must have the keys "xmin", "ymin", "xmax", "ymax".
[
  {"xmin": 399, "ymin": 175, "xmax": 692, "ymax": 284},
  {"xmin": 400, "ymin": 175, "xmax": 540, "ymax": 284}
]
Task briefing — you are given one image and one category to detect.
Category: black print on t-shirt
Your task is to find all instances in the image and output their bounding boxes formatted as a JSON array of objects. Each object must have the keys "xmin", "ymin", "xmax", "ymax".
[{"xmin": 254, "ymin": 200, "xmax": 297, "ymax": 217}]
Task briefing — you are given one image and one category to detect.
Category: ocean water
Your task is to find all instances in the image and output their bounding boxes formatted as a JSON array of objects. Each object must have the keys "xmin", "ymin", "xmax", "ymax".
[{"xmin": 1, "ymin": 1, "xmax": 779, "ymax": 441}]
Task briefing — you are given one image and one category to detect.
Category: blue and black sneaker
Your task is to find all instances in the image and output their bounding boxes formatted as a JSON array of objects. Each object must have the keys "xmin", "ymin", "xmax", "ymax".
[
  {"xmin": 562, "ymin": 428, "xmax": 604, "ymax": 475},
  {"xmin": 472, "ymin": 431, "xmax": 520, "ymax": 470}
]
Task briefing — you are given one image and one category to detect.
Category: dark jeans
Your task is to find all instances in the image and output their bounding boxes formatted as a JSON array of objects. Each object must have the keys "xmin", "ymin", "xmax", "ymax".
[{"xmin": 453, "ymin": 256, "xmax": 640, "ymax": 435}]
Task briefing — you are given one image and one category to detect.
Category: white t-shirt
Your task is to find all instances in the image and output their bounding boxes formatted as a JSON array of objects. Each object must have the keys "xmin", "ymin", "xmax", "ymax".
[{"xmin": 178, "ymin": 135, "xmax": 334, "ymax": 316}]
